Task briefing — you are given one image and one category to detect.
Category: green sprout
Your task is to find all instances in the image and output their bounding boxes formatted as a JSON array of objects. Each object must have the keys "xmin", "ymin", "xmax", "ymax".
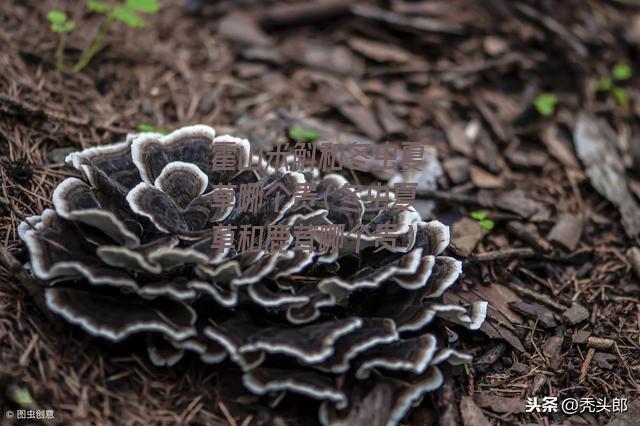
[
  {"xmin": 48, "ymin": 0, "xmax": 160, "ymax": 73},
  {"xmin": 533, "ymin": 93, "xmax": 558, "ymax": 117},
  {"xmin": 138, "ymin": 123, "xmax": 169, "ymax": 134},
  {"xmin": 137, "ymin": 123, "xmax": 156, "ymax": 132},
  {"xmin": 470, "ymin": 210, "xmax": 495, "ymax": 230},
  {"xmin": 10, "ymin": 387, "xmax": 35, "ymax": 408},
  {"xmin": 612, "ymin": 64, "xmax": 632, "ymax": 81},
  {"xmin": 288, "ymin": 128, "xmax": 320, "ymax": 143},
  {"xmin": 597, "ymin": 64, "xmax": 632, "ymax": 107}
]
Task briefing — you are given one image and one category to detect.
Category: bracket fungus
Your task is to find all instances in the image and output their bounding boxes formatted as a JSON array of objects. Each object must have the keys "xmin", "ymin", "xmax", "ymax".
[{"xmin": 19, "ymin": 125, "xmax": 487, "ymax": 425}]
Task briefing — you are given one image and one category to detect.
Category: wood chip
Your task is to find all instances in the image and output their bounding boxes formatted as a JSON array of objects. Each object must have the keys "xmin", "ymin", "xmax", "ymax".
[
  {"xmin": 495, "ymin": 190, "xmax": 546, "ymax": 219},
  {"xmin": 470, "ymin": 166, "xmax": 503, "ymax": 189},
  {"xmin": 333, "ymin": 101, "xmax": 383, "ymax": 141},
  {"xmin": 593, "ymin": 352, "xmax": 617, "ymax": 369},
  {"xmin": 348, "ymin": 37, "xmax": 416, "ymax": 63},
  {"xmin": 587, "ymin": 336, "xmax": 615, "ymax": 351},
  {"xmin": 542, "ymin": 124, "xmax": 580, "ymax": 169},
  {"xmin": 574, "ymin": 113, "xmax": 640, "ymax": 238},
  {"xmin": 542, "ymin": 335, "xmax": 563, "ymax": 370},
  {"xmin": 450, "ymin": 217, "xmax": 488, "ymax": 257},
  {"xmin": 483, "ymin": 36, "xmax": 509, "ymax": 56},
  {"xmin": 443, "ymin": 157, "xmax": 470, "ymax": 184},
  {"xmin": 561, "ymin": 303, "xmax": 589, "ymax": 325},
  {"xmin": 473, "ymin": 393, "xmax": 525, "ymax": 414},
  {"xmin": 284, "ymin": 41, "xmax": 363, "ymax": 75},
  {"xmin": 509, "ymin": 302, "xmax": 559, "ymax": 328},
  {"xmin": 350, "ymin": 4, "xmax": 465, "ymax": 35},
  {"xmin": 578, "ymin": 347, "xmax": 595, "ymax": 383},
  {"xmin": 260, "ymin": 0, "xmax": 348, "ymax": 28},
  {"xmin": 625, "ymin": 247, "xmax": 640, "ymax": 280},
  {"xmin": 436, "ymin": 115, "xmax": 473, "ymax": 156},
  {"xmin": 531, "ymin": 374, "xmax": 547, "ymax": 396},
  {"xmin": 474, "ymin": 343, "xmax": 507, "ymax": 373},
  {"xmin": 572, "ymin": 330, "xmax": 591, "ymax": 344},
  {"xmin": 460, "ymin": 396, "xmax": 491, "ymax": 426},
  {"xmin": 218, "ymin": 12, "xmax": 273, "ymax": 46},
  {"xmin": 506, "ymin": 221, "xmax": 552, "ymax": 252},
  {"xmin": 375, "ymin": 98, "xmax": 406, "ymax": 136},
  {"xmin": 546, "ymin": 213, "xmax": 583, "ymax": 251},
  {"xmin": 606, "ymin": 400, "xmax": 640, "ymax": 426}
]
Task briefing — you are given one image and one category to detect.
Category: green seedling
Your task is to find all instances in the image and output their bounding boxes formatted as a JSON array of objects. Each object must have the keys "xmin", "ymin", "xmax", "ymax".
[
  {"xmin": 138, "ymin": 122, "xmax": 169, "ymax": 134},
  {"xmin": 10, "ymin": 387, "xmax": 35, "ymax": 408},
  {"xmin": 597, "ymin": 64, "xmax": 632, "ymax": 107},
  {"xmin": 612, "ymin": 64, "xmax": 632, "ymax": 81},
  {"xmin": 137, "ymin": 123, "xmax": 156, "ymax": 132},
  {"xmin": 288, "ymin": 128, "xmax": 320, "ymax": 143},
  {"xmin": 533, "ymin": 93, "xmax": 558, "ymax": 117},
  {"xmin": 470, "ymin": 210, "xmax": 495, "ymax": 230},
  {"xmin": 48, "ymin": 0, "xmax": 160, "ymax": 73}
]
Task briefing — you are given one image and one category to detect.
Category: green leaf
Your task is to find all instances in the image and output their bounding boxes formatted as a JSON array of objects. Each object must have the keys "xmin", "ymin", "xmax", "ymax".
[
  {"xmin": 138, "ymin": 123, "xmax": 156, "ymax": 132},
  {"xmin": 479, "ymin": 219, "xmax": 495, "ymax": 230},
  {"xmin": 125, "ymin": 0, "xmax": 160, "ymax": 13},
  {"xmin": 288, "ymin": 128, "xmax": 320, "ymax": 143},
  {"xmin": 52, "ymin": 20, "xmax": 76, "ymax": 33},
  {"xmin": 597, "ymin": 77, "xmax": 612, "ymax": 91},
  {"xmin": 86, "ymin": 0, "xmax": 112, "ymax": 13},
  {"xmin": 612, "ymin": 86, "xmax": 630, "ymax": 107},
  {"xmin": 470, "ymin": 210, "xmax": 487, "ymax": 221},
  {"xmin": 62, "ymin": 21, "xmax": 76, "ymax": 32},
  {"xmin": 112, "ymin": 7, "xmax": 147, "ymax": 27},
  {"xmin": 612, "ymin": 64, "xmax": 632, "ymax": 81},
  {"xmin": 10, "ymin": 387, "xmax": 34, "ymax": 407},
  {"xmin": 47, "ymin": 10, "xmax": 67, "ymax": 24},
  {"xmin": 533, "ymin": 93, "xmax": 557, "ymax": 117}
]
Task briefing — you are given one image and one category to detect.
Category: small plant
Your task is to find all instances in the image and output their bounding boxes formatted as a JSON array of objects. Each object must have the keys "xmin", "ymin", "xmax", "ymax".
[
  {"xmin": 138, "ymin": 123, "xmax": 169, "ymax": 134},
  {"xmin": 288, "ymin": 128, "xmax": 320, "ymax": 143},
  {"xmin": 47, "ymin": 0, "xmax": 160, "ymax": 73},
  {"xmin": 597, "ymin": 64, "xmax": 632, "ymax": 107},
  {"xmin": 533, "ymin": 93, "xmax": 558, "ymax": 117},
  {"xmin": 470, "ymin": 210, "xmax": 495, "ymax": 230}
]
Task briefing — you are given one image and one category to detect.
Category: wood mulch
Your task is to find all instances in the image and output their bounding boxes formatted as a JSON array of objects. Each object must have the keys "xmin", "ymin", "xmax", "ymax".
[{"xmin": 1, "ymin": 0, "xmax": 638, "ymax": 424}]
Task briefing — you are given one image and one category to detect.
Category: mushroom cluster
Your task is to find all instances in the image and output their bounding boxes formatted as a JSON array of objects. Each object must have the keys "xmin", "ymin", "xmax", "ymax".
[{"xmin": 19, "ymin": 125, "xmax": 486, "ymax": 425}]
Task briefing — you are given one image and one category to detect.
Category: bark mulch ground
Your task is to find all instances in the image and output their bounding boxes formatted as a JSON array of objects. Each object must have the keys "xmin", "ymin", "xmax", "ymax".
[{"xmin": 1, "ymin": 0, "xmax": 639, "ymax": 425}]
